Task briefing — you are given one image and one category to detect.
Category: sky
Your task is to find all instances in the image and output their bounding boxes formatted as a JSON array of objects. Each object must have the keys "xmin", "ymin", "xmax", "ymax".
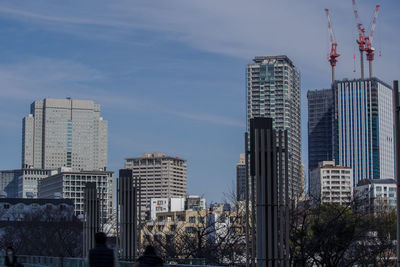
[{"xmin": 0, "ymin": 0, "xmax": 399, "ymax": 203}]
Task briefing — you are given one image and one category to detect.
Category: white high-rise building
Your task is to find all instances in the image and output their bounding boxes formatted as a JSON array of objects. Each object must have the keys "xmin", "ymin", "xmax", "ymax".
[
  {"xmin": 124, "ymin": 152, "xmax": 187, "ymax": 218},
  {"xmin": 333, "ymin": 78, "xmax": 394, "ymax": 185},
  {"xmin": 247, "ymin": 55, "xmax": 302, "ymax": 196},
  {"xmin": 22, "ymin": 98, "xmax": 108, "ymax": 171}
]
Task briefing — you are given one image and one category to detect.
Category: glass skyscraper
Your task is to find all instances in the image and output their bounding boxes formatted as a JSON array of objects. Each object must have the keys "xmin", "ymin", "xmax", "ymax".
[
  {"xmin": 307, "ymin": 89, "xmax": 333, "ymax": 172},
  {"xmin": 333, "ymin": 78, "xmax": 394, "ymax": 185}
]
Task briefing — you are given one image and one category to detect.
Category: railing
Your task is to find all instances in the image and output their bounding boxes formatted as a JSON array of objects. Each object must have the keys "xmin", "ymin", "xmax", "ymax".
[{"xmin": 0, "ymin": 256, "xmax": 217, "ymax": 267}]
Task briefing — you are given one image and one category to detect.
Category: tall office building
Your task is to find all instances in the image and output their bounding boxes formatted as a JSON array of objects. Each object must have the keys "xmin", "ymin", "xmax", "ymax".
[
  {"xmin": 124, "ymin": 152, "xmax": 187, "ymax": 218},
  {"xmin": 236, "ymin": 154, "xmax": 246, "ymax": 201},
  {"xmin": 307, "ymin": 89, "xmax": 334, "ymax": 172},
  {"xmin": 22, "ymin": 98, "xmax": 108, "ymax": 171},
  {"xmin": 333, "ymin": 78, "xmax": 394, "ymax": 185},
  {"xmin": 247, "ymin": 55, "xmax": 302, "ymax": 196}
]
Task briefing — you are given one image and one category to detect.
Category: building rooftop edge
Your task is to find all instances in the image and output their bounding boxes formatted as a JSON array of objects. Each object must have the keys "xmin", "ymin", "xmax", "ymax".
[
  {"xmin": 335, "ymin": 77, "xmax": 393, "ymax": 89},
  {"xmin": 125, "ymin": 156, "xmax": 186, "ymax": 162}
]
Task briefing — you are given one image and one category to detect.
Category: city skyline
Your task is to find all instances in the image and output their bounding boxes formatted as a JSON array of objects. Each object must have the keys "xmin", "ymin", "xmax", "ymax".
[{"xmin": 0, "ymin": 1, "xmax": 399, "ymax": 202}]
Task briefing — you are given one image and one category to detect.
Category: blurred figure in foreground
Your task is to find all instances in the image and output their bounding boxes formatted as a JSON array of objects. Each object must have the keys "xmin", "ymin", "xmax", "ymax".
[
  {"xmin": 4, "ymin": 246, "xmax": 21, "ymax": 267},
  {"xmin": 133, "ymin": 245, "xmax": 163, "ymax": 267},
  {"xmin": 89, "ymin": 232, "xmax": 115, "ymax": 267}
]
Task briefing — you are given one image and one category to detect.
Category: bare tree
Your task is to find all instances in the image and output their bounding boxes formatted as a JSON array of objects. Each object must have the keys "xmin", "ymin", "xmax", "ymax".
[{"xmin": 0, "ymin": 206, "xmax": 83, "ymax": 257}]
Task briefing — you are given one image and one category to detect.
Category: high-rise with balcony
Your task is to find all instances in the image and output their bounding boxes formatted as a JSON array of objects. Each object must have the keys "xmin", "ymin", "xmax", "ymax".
[
  {"xmin": 247, "ymin": 55, "xmax": 302, "ymax": 196},
  {"xmin": 333, "ymin": 78, "xmax": 394, "ymax": 185},
  {"xmin": 22, "ymin": 98, "xmax": 108, "ymax": 171}
]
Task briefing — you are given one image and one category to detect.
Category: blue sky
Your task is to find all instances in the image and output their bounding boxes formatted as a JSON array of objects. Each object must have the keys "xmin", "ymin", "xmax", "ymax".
[{"xmin": 0, "ymin": 0, "xmax": 399, "ymax": 203}]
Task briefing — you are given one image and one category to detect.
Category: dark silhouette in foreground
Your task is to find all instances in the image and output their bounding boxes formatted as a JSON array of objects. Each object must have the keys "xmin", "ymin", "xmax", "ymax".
[
  {"xmin": 89, "ymin": 232, "xmax": 115, "ymax": 267},
  {"xmin": 133, "ymin": 245, "xmax": 163, "ymax": 267},
  {"xmin": 4, "ymin": 246, "xmax": 22, "ymax": 267}
]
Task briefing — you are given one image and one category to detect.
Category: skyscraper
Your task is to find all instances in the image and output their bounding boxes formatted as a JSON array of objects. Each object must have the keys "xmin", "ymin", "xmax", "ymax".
[
  {"xmin": 333, "ymin": 78, "xmax": 394, "ymax": 185},
  {"xmin": 124, "ymin": 152, "xmax": 187, "ymax": 218},
  {"xmin": 307, "ymin": 89, "xmax": 333, "ymax": 172},
  {"xmin": 22, "ymin": 98, "xmax": 108, "ymax": 171},
  {"xmin": 247, "ymin": 55, "xmax": 302, "ymax": 196},
  {"xmin": 236, "ymin": 154, "xmax": 246, "ymax": 201}
]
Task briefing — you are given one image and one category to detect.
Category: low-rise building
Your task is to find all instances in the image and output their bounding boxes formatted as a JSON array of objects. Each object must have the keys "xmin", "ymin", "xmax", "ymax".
[
  {"xmin": 148, "ymin": 195, "xmax": 205, "ymax": 221},
  {"xmin": 0, "ymin": 198, "xmax": 74, "ymax": 221},
  {"xmin": 309, "ymin": 161, "xmax": 353, "ymax": 205},
  {"xmin": 38, "ymin": 167, "xmax": 114, "ymax": 222},
  {"xmin": 0, "ymin": 169, "xmax": 53, "ymax": 198},
  {"xmin": 354, "ymin": 179, "xmax": 396, "ymax": 213}
]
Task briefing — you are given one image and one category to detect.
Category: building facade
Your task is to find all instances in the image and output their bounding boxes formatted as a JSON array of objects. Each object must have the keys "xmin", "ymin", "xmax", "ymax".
[
  {"xmin": 38, "ymin": 168, "xmax": 114, "ymax": 222},
  {"xmin": 18, "ymin": 169, "xmax": 52, "ymax": 198},
  {"xmin": 354, "ymin": 179, "xmax": 396, "ymax": 213},
  {"xmin": 22, "ymin": 98, "xmax": 108, "ymax": 171},
  {"xmin": 124, "ymin": 152, "xmax": 187, "ymax": 218},
  {"xmin": 309, "ymin": 161, "xmax": 353, "ymax": 205},
  {"xmin": 333, "ymin": 78, "xmax": 394, "ymax": 185},
  {"xmin": 0, "ymin": 170, "xmax": 22, "ymax": 197},
  {"xmin": 307, "ymin": 89, "xmax": 334, "ymax": 173},
  {"xmin": 148, "ymin": 196, "xmax": 206, "ymax": 221},
  {"xmin": 236, "ymin": 154, "xmax": 246, "ymax": 201},
  {"xmin": 0, "ymin": 198, "xmax": 74, "ymax": 222},
  {"xmin": 247, "ymin": 55, "xmax": 302, "ymax": 196}
]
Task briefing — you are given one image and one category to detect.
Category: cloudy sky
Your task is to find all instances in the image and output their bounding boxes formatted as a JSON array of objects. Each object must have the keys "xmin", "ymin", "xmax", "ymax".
[{"xmin": 0, "ymin": 0, "xmax": 398, "ymax": 202}]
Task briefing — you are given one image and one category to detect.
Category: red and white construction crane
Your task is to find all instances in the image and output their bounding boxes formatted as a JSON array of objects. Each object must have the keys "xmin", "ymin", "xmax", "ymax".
[
  {"xmin": 352, "ymin": 0, "xmax": 366, "ymax": 79},
  {"xmin": 352, "ymin": 0, "xmax": 380, "ymax": 79},
  {"xmin": 365, "ymin": 5, "xmax": 380, "ymax": 78},
  {"xmin": 325, "ymin": 8, "xmax": 340, "ymax": 84}
]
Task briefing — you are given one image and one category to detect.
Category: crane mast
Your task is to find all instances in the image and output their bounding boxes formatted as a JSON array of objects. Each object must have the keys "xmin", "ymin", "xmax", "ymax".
[
  {"xmin": 365, "ymin": 5, "xmax": 380, "ymax": 78},
  {"xmin": 325, "ymin": 8, "xmax": 340, "ymax": 84},
  {"xmin": 352, "ymin": 0, "xmax": 366, "ymax": 79}
]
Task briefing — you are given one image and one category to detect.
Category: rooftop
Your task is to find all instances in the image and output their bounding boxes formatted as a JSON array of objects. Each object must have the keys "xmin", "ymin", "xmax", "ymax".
[{"xmin": 357, "ymin": 179, "xmax": 396, "ymax": 186}]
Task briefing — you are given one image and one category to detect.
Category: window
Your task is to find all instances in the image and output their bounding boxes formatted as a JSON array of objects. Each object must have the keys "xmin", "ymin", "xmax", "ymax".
[
  {"xmin": 185, "ymin": 227, "xmax": 195, "ymax": 233},
  {"xmin": 189, "ymin": 216, "xmax": 195, "ymax": 223}
]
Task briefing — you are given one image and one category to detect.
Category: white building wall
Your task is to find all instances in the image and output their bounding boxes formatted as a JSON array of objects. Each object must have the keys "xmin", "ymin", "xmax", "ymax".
[
  {"xmin": 377, "ymin": 83, "xmax": 395, "ymax": 179},
  {"xmin": 170, "ymin": 198, "xmax": 185, "ymax": 212}
]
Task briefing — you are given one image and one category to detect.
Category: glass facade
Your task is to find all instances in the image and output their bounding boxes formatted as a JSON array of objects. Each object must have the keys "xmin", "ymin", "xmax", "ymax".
[{"xmin": 307, "ymin": 89, "xmax": 333, "ymax": 172}]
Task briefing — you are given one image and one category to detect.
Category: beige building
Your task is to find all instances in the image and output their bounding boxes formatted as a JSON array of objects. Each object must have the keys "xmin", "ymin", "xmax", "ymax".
[
  {"xmin": 124, "ymin": 152, "xmax": 187, "ymax": 218},
  {"xmin": 309, "ymin": 161, "xmax": 353, "ymax": 206},
  {"xmin": 38, "ymin": 167, "xmax": 114, "ymax": 222},
  {"xmin": 22, "ymin": 98, "xmax": 108, "ymax": 171},
  {"xmin": 142, "ymin": 207, "xmax": 245, "ymax": 252}
]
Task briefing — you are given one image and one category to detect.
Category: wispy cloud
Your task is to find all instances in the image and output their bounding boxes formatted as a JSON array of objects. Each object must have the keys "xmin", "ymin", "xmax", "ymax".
[
  {"xmin": 0, "ymin": 57, "xmax": 243, "ymax": 128},
  {"xmin": 0, "ymin": 1, "xmax": 398, "ymax": 83},
  {"xmin": 0, "ymin": 57, "xmax": 103, "ymax": 100},
  {"xmin": 166, "ymin": 109, "xmax": 245, "ymax": 128}
]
